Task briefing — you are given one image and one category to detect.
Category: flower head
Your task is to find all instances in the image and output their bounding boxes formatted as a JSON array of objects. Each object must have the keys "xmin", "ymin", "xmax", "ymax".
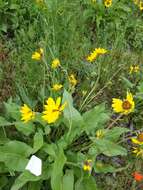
[
  {"xmin": 112, "ymin": 92, "xmax": 135, "ymax": 115},
  {"xmin": 51, "ymin": 59, "xmax": 60, "ymax": 69},
  {"xmin": 104, "ymin": 0, "xmax": 112, "ymax": 7},
  {"xmin": 52, "ymin": 84, "xmax": 63, "ymax": 91},
  {"xmin": 68, "ymin": 74, "xmax": 77, "ymax": 87},
  {"xmin": 86, "ymin": 48, "xmax": 107, "ymax": 62},
  {"xmin": 96, "ymin": 129, "xmax": 105, "ymax": 139},
  {"xmin": 83, "ymin": 160, "xmax": 92, "ymax": 172},
  {"xmin": 132, "ymin": 146, "xmax": 143, "ymax": 157},
  {"xmin": 20, "ymin": 104, "xmax": 35, "ymax": 123},
  {"xmin": 133, "ymin": 0, "xmax": 139, "ymax": 5},
  {"xmin": 139, "ymin": 1, "xmax": 143, "ymax": 10},
  {"xmin": 32, "ymin": 48, "xmax": 43, "ymax": 61},
  {"xmin": 131, "ymin": 132, "xmax": 143, "ymax": 145},
  {"xmin": 42, "ymin": 97, "xmax": 66, "ymax": 124},
  {"xmin": 133, "ymin": 172, "xmax": 143, "ymax": 181},
  {"xmin": 129, "ymin": 65, "xmax": 139, "ymax": 74}
]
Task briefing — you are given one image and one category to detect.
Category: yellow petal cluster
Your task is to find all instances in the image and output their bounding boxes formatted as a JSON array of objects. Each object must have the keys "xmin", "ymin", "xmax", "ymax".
[
  {"xmin": 131, "ymin": 132, "xmax": 143, "ymax": 145},
  {"xmin": 42, "ymin": 97, "xmax": 66, "ymax": 124},
  {"xmin": 132, "ymin": 147, "xmax": 143, "ymax": 157},
  {"xmin": 20, "ymin": 104, "xmax": 35, "ymax": 123},
  {"xmin": 52, "ymin": 84, "xmax": 63, "ymax": 91},
  {"xmin": 104, "ymin": 0, "xmax": 112, "ymax": 7},
  {"xmin": 83, "ymin": 160, "xmax": 92, "ymax": 172},
  {"xmin": 86, "ymin": 48, "xmax": 107, "ymax": 62},
  {"xmin": 112, "ymin": 92, "xmax": 135, "ymax": 115},
  {"xmin": 51, "ymin": 58, "xmax": 60, "ymax": 69},
  {"xmin": 129, "ymin": 65, "xmax": 139, "ymax": 74},
  {"xmin": 68, "ymin": 74, "xmax": 77, "ymax": 87},
  {"xmin": 32, "ymin": 48, "xmax": 43, "ymax": 61}
]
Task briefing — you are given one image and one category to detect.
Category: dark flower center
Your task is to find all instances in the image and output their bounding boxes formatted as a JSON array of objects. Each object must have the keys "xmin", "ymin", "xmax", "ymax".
[{"xmin": 122, "ymin": 100, "xmax": 131, "ymax": 110}]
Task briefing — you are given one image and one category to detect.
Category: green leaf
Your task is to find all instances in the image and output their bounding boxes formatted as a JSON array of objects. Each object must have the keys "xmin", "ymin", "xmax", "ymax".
[
  {"xmin": 15, "ymin": 122, "xmax": 35, "ymax": 136},
  {"xmin": 94, "ymin": 161, "xmax": 116, "ymax": 173},
  {"xmin": 33, "ymin": 131, "xmax": 43, "ymax": 153},
  {"xmin": 83, "ymin": 104, "xmax": 110, "ymax": 134},
  {"xmin": 94, "ymin": 139, "xmax": 127, "ymax": 157},
  {"xmin": 51, "ymin": 147, "xmax": 67, "ymax": 190},
  {"xmin": 62, "ymin": 170, "xmax": 74, "ymax": 190},
  {"xmin": 0, "ymin": 141, "xmax": 33, "ymax": 171},
  {"xmin": 63, "ymin": 89, "xmax": 84, "ymax": 128},
  {"xmin": 0, "ymin": 176, "xmax": 8, "ymax": 189},
  {"xmin": 75, "ymin": 176, "xmax": 97, "ymax": 190},
  {"xmin": 0, "ymin": 116, "xmax": 11, "ymax": 127},
  {"xmin": 105, "ymin": 127, "xmax": 130, "ymax": 142}
]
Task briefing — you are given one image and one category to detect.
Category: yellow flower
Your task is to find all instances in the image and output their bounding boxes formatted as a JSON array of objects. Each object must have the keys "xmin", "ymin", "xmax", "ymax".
[
  {"xmin": 104, "ymin": 0, "xmax": 112, "ymax": 7},
  {"xmin": 20, "ymin": 104, "xmax": 35, "ymax": 123},
  {"xmin": 139, "ymin": 1, "xmax": 143, "ymax": 10},
  {"xmin": 52, "ymin": 84, "xmax": 63, "ymax": 91},
  {"xmin": 83, "ymin": 160, "xmax": 92, "ymax": 172},
  {"xmin": 32, "ymin": 48, "xmax": 43, "ymax": 61},
  {"xmin": 131, "ymin": 133, "xmax": 143, "ymax": 145},
  {"xmin": 129, "ymin": 65, "xmax": 139, "ymax": 74},
  {"xmin": 86, "ymin": 48, "xmax": 107, "ymax": 62},
  {"xmin": 68, "ymin": 74, "xmax": 77, "ymax": 87},
  {"xmin": 42, "ymin": 97, "xmax": 66, "ymax": 124},
  {"xmin": 96, "ymin": 129, "xmax": 105, "ymax": 139},
  {"xmin": 112, "ymin": 92, "xmax": 135, "ymax": 115},
  {"xmin": 133, "ymin": 0, "xmax": 139, "ymax": 5},
  {"xmin": 132, "ymin": 147, "xmax": 143, "ymax": 157},
  {"xmin": 51, "ymin": 59, "xmax": 60, "ymax": 69}
]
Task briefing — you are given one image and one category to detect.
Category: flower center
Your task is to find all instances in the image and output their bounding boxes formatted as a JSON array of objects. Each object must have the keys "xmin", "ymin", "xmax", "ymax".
[
  {"xmin": 122, "ymin": 100, "xmax": 132, "ymax": 110},
  {"xmin": 138, "ymin": 133, "xmax": 143, "ymax": 142}
]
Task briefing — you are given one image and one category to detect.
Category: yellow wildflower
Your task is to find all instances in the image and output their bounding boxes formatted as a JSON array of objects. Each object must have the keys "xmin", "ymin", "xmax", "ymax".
[
  {"xmin": 104, "ymin": 0, "xmax": 112, "ymax": 7},
  {"xmin": 20, "ymin": 104, "xmax": 35, "ymax": 123},
  {"xmin": 131, "ymin": 132, "xmax": 143, "ymax": 145},
  {"xmin": 51, "ymin": 59, "xmax": 60, "ymax": 69},
  {"xmin": 133, "ymin": 147, "xmax": 143, "ymax": 157},
  {"xmin": 139, "ymin": 1, "xmax": 143, "ymax": 10},
  {"xmin": 52, "ymin": 84, "xmax": 63, "ymax": 91},
  {"xmin": 133, "ymin": 0, "xmax": 139, "ymax": 5},
  {"xmin": 112, "ymin": 92, "xmax": 135, "ymax": 115},
  {"xmin": 96, "ymin": 129, "xmax": 105, "ymax": 139},
  {"xmin": 83, "ymin": 160, "xmax": 92, "ymax": 172},
  {"xmin": 68, "ymin": 74, "xmax": 78, "ymax": 87},
  {"xmin": 42, "ymin": 97, "xmax": 66, "ymax": 124},
  {"xmin": 86, "ymin": 48, "xmax": 107, "ymax": 62},
  {"xmin": 129, "ymin": 65, "xmax": 139, "ymax": 74},
  {"xmin": 32, "ymin": 48, "xmax": 43, "ymax": 61}
]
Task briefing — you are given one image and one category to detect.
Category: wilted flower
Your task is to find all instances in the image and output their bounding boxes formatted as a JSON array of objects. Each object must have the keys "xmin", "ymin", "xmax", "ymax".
[
  {"xmin": 20, "ymin": 104, "xmax": 35, "ymax": 123},
  {"xmin": 52, "ymin": 84, "xmax": 63, "ymax": 91},
  {"xmin": 68, "ymin": 74, "xmax": 78, "ymax": 87},
  {"xmin": 51, "ymin": 59, "xmax": 60, "ymax": 68},
  {"xmin": 112, "ymin": 92, "xmax": 135, "ymax": 115},
  {"xmin": 42, "ymin": 97, "xmax": 66, "ymax": 124},
  {"xmin": 32, "ymin": 48, "xmax": 44, "ymax": 61}
]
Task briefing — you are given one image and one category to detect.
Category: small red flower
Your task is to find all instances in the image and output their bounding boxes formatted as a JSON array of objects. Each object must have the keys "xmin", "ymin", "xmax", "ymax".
[{"xmin": 133, "ymin": 172, "xmax": 143, "ymax": 181}]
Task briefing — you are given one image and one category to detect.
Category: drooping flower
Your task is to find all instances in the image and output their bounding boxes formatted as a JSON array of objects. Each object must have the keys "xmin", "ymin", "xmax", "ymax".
[
  {"xmin": 112, "ymin": 92, "xmax": 135, "ymax": 115},
  {"xmin": 129, "ymin": 65, "xmax": 139, "ymax": 74},
  {"xmin": 132, "ymin": 147, "xmax": 143, "ymax": 157},
  {"xmin": 52, "ymin": 84, "xmax": 63, "ymax": 91},
  {"xmin": 133, "ymin": 172, "xmax": 143, "ymax": 181},
  {"xmin": 32, "ymin": 48, "xmax": 43, "ymax": 61},
  {"xmin": 51, "ymin": 58, "xmax": 60, "ymax": 69},
  {"xmin": 20, "ymin": 104, "xmax": 35, "ymax": 123},
  {"xmin": 104, "ymin": 0, "xmax": 112, "ymax": 7},
  {"xmin": 86, "ymin": 48, "xmax": 107, "ymax": 62},
  {"xmin": 83, "ymin": 160, "xmax": 92, "ymax": 172},
  {"xmin": 68, "ymin": 74, "xmax": 77, "ymax": 87},
  {"xmin": 131, "ymin": 132, "xmax": 143, "ymax": 145},
  {"xmin": 42, "ymin": 97, "xmax": 66, "ymax": 124},
  {"xmin": 139, "ymin": 1, "xmax": 143, "ymax": 10}
]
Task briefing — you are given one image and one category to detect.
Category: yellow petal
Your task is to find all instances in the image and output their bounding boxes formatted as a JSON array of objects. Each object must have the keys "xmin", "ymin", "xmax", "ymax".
[{"xmin": 112, "ymin": 98, "xmax": 123, "ymax": 113}]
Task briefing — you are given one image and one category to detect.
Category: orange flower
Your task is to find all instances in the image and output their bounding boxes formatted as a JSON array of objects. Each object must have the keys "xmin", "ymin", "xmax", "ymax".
[{"xmin": 133, "ymin": 172, "xmax": 143, "ymax": 181}]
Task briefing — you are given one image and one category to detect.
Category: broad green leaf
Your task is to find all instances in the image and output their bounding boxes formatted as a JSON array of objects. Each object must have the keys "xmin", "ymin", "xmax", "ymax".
[
  {"xmin": 51, "ymin": 147, "xmax": 66, "ymax": 190},
  {"xmin": 33, "ymin": 132, "xmax": 43, "ymax": 153},
  {"xmin": 83, "ymin": 104, "xmax": 109, "ymax": 134},
  {"xmin": 0, "ymin": 116, "xmax": 12, "ymax": 127},
  {"xmin": 15, "ymin": 122, "xmax": 35, "ymax": 136},
  {"xmin": 62, "ymin": 170, "xmax": 74, "ymax": 190},
  {"xmin": 94, "ymin": 139, "xmax": 127, "ymax": 157},
  {"xmin": 94, "ymin": 161, "xmax": 116, "ymax": 173},
  {"xmin": 0, "ymin": 176, "xmax": 8, "ymax": 189},
  {"xmin": 105, "ymin": 127, "xmax": 130, "ymax": 142},
  {"xmin": 75, "ymin": 176, "xmax": 97, "ymax": 190},
  {"xmin": 62, "ymin": 89, "xmax": 84, "ymax": 128}
]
